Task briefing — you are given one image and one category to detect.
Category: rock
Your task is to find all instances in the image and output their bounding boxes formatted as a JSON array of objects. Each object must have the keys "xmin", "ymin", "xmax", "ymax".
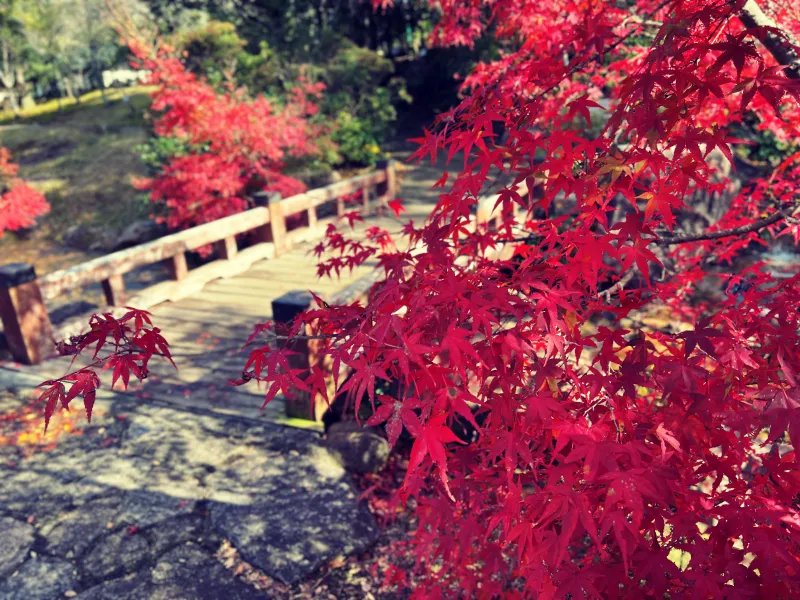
[
  {"xmin": 0, "ymin": 517, "xmax": 35, "ymax": 579},
  {"xmin": 63, "ymin": 223, "xmax": 120, "ymax": 252},
  {"xmin": 88, "ymin": 232, "xmax": 119, "ymax": 253},
  {"xmin": 112, "ymin": 220, "xmax": 165, "ymax": 251},
  {"xmin": 210, "ymin": 482, "xmax": 379, "ymax": 585},
  {"xmin": 0, "ymin": 557, "xmax": 78, "ymax": 600},
  {"xmin": 61, "ymin": 224, "xmax": 92, "ymax": 248},
  {"xmin": 324, "ymin": 421, "xmax": 390, "ymax": 474},
  {"xmin": 75, "ymin": 544, "xmax": 263, "ymax": 600}
]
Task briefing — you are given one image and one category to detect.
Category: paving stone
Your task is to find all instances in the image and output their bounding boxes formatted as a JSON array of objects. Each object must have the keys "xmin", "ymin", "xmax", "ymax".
[
  {"xmin": 324, "ymin": 421, "xmax": 390, "ymax": 474},
  {"xmin": 146, "ymin": 514, "xmax": 211, "ymax": 558},
  {"xmin": 74, "ymin": 544, "xmax": 265, "ymax": 600},
  {"xmin": 113, "ymin": 490, "xmax": 196, "ymax": 530},
  {"xmin": 77, "ymin": 506, "xmax": 207, "ymax": 585},
  {"xmin": 38, "ymin": 496, "xmax": 122, "ymax": 558},
  {"xmin": 81, "ymin": 527, "xmax": 152, "ymax": 583},
  {"xmin": 210, "ymin": 481, "xmax": 378, "ymax": 585},
  {"xmin": 0, "ymin": 392, "xmax": 379, "ymax": 594},
  {"xmin": 0, "ymin": 557, "xmax": 78, "ymax": 600},
  {"xmin": 0, "ymin": 467, "xmax": 107, "ymax": 522},
  {"xmin": 0, "ymin": 518, "xmax": 35, "ymax": 579}
]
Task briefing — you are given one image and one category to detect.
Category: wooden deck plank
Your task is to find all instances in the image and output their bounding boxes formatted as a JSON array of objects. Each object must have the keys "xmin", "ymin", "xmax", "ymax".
[{"xmin": 203, "ymin": 279, "xmax": 336, "ymax": 294}]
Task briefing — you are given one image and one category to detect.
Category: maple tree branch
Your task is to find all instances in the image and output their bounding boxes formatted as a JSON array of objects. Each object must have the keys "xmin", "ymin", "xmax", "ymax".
[
  {"xmin": 737, "ymin": 0, "xmax": 800, "ymax": 80},
  {"xmin": 602, "ymin": 270, "xmax": 636, "ymax": 301},
  {"xmin": 655, "ymin": 209, "xmax": 786, "ymax": 244},
  {"xmin": 271, "ymin": 333, "xmax": 337, "ymax": 341}
]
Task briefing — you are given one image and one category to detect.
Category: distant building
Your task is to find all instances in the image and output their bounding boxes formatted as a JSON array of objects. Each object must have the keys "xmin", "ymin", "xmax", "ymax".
[{"xmin": 102, "ymin": 69, "xmax": 149, "ymax": 89}]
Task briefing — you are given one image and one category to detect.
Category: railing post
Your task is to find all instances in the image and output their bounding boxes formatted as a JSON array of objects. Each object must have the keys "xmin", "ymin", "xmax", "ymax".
[
  {"xmin": 167, "ymin": 253, "xmax": 188, "ymax": 281},
  {"xmin": 361, "ymin": 185, "xmax": 371, "ymax": 215},
  {"xmin": 307, "ymin": 205, "xmax": 318, "ymax": 230},
  {"xmin": 272, "ymin": 291, "xmax": 328, "ymax": 421},
  {"xmin": 0, "ymin": 263, "xmax": 54, "ymax": 365},
  {"xmin": 101, "ymin": 273, "xmax": 126, "ymax": 306},
  {"xmin": 215, "ymin": 236, "xmax": 238, "ymax": 260},
  {"xmin": 254, "ymin": 191, "xmax": 287, "ymax": 256},
  {"xmin": 476, "ymin": 199, "xmax": 493, "ymax": 228},
  {"xmin": 376, "ymin": 158, "xmax": 398, "ymax": 205}
]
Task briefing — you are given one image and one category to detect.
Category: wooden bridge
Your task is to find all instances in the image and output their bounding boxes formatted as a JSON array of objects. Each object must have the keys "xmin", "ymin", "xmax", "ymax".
[
  {"xmin": 0, "ymin": 159, "xmax": 432, "ymax": 428},
  {"xmin": 0, "ymin": 156, "xmax": 515, "ymax": 429}
]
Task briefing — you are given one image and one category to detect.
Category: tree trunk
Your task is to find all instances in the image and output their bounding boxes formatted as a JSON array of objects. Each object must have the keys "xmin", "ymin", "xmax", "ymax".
[
  {"xmin": 0, "ymin": 41, "xmax": 19, "ymax": 115},
  {"xmin": 14, "ymin": 66, "xmax": 28, "ymax": 112},
  {"xmin": 738, "ymin": 0, "xmax": 800, "ymax": 80},
  {"xmin": 62, "ymin": 76, "xmax": 74, "ymax": 99}
]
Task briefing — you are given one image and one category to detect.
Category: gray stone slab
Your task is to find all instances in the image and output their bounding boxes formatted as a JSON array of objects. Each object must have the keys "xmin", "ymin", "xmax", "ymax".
[
  {"xmin": 38, "ymin": 496, "xmax": 122, "ymax": 558},
  {"xmin": 210, "ymin": 482, "xmax": 378, "ymax": 585},
  {"xmin": 0, "ymin": 518, "xmax": 34, "ymax": 579},
  {"xmin": 75, "ymin": 544, "xmax": 265, "ymax": 600},
  {"xmin": 0, "ymin": 392, "xmax": 378, "ymax": 594},
  {"xmin": 0, "ymin": 557, "xmax": 78, "ymax": 600}
]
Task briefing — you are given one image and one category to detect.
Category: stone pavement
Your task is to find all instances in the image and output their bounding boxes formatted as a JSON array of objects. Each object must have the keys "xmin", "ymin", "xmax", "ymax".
[
  {"xmin": 0, "ymin": 149, "xmax": 468, "ymax": 599},
  {"xmin": 0, "ymin": 384, "xmax": 378, "ymax": 599}
]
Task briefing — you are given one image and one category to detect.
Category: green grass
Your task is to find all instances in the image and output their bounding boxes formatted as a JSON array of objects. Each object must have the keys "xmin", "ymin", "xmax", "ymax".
[
  {"xmin": 0, "ymin": 85, "xmax": 155, "ymax": 125},
  {"xmin": 0, "ymin": 86, "xmax": 155, "ymax": 248}
]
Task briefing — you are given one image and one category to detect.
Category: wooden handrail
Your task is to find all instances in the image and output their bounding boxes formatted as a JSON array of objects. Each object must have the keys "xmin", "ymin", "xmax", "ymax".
[
  {"xmin": 38, "ymin": 169, "xmax": 390, "ymax": 302},
  {"xmin": 0, "ymin": 163, "xmax": 395, "ymax": 364},
  {"xmin": 39, "ymin": 206, "xmax": 272, "ymax": 301}
]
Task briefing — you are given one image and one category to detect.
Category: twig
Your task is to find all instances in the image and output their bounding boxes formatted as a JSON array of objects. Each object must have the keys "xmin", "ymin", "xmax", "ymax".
[
  {"xmin": 655, "ymin": 210, "xmax": 786, "ymax": 244},
  {"xmin": 602, "ymin": 270, "xmax": 636, "ymax": 301}
]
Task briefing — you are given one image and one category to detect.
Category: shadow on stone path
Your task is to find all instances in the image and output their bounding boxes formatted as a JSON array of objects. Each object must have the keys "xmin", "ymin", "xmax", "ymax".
[{"xmin": 0, "ymin": 388, "xmax": 378, "ymax": 599}]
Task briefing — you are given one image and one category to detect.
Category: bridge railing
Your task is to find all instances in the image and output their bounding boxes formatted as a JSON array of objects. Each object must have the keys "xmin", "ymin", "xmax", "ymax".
[{"xmin": 0, "ymin": 160, "xmax": 397, "ymax": 365}]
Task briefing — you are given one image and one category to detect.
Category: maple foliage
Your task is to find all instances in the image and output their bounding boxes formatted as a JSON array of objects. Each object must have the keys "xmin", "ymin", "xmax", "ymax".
[
  {"xmin": 37, "ymin": 308, "xmax": 173, "ymax": 432},
  {"xmin": 127, "ymin": 37, "xmax": 323, "ymax": 238},
  {"xmin": 0, "ymin": 147, "xmax": 49, "ymax": 237},
  {"xmin": 38, "ymin": 0, "xmax": 800, "ymax": 597},
  {"xmin": 236, "ymin": 0, "xmax": 800, "ymax": 596}
]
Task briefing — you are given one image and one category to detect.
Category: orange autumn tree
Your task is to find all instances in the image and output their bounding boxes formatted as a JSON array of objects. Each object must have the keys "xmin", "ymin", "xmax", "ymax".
[
  {"xmin": 127, "ymin": 36, "xmax": 324, "ymax": 234},
  {"xmin": 0, "ymin": 147, "xmax": 48, "ymax": 237}
]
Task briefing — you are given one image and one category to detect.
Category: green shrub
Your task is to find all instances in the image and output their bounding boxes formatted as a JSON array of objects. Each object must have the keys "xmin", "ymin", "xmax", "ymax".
[
  {"xmin": 136, "ymin": 136, "xmax": 203, "ymax": 173},
  {"xmin": 318, "ymin": 41, "xmax": 411, "ymax": 165},
  {"xmin": 331, "ymin": 111, "xmax": 382, "ymax": 166},
  {"xmin": 175, "ymin": 21, "xmax": 245, "ymax": 86},
  {"xmin": 172, "ymin": 24, "xmax": 412, "ymax": 168}
]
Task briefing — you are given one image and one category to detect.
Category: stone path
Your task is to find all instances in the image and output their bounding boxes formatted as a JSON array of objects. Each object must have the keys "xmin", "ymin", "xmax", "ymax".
[
  {"xmin": 0, "ymin": 386, "xmax": 378, "ymax": 599},
  {"xmin": 0, "ymin": 150, "xmax": 465, "ymax": 599}
]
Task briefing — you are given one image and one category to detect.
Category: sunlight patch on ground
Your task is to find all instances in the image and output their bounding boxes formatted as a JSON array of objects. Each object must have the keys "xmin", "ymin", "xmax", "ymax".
[{"xmin": 0, "ymin": 86, "xmax": 157, "ymax": 123}]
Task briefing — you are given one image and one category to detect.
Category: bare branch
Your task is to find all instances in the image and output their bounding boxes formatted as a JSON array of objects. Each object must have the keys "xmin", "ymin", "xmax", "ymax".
[
  {"xmin": 656, "ymin": 210, "xmax": 786, "ymax": 245},
  {"xmin": 738, "ymin": 0, "xmax": 800, "ymax": 80},
  {"xmin": 602, "ymin": 270, "xmax": 636, "ymax": 301}
]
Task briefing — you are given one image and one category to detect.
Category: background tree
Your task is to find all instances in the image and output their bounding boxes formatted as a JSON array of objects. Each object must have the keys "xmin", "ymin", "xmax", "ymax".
[
  {"xmin": 126, "ymin": 31, "xmax": 324, "ymax": 237},
  {"xmin": 0, "ymin": 146, "xmax": 48, "ymax": 235},
  {"xmin": 0, "ymin": 0, "xmax": 28, "ymax": 112}
]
